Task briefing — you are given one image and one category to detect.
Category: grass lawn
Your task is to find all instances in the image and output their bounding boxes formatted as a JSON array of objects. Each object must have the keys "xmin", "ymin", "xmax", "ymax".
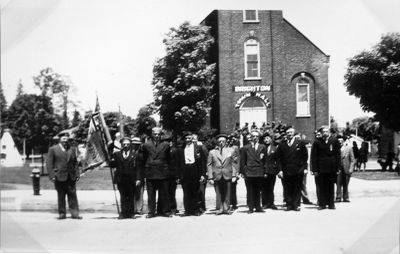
[
  {"xmin": 352, "ymin": 170, "xmax": 400, "ymax": 181},
  {"xmin": 1, "ymin": 165, "xmax": 115, "ymax": 190}
]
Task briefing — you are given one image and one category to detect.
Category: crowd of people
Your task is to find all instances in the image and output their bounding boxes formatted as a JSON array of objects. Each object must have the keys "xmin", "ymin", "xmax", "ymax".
[{"xmin": 47, "ymin": 121, "xmax": 371, "ymax": 220}]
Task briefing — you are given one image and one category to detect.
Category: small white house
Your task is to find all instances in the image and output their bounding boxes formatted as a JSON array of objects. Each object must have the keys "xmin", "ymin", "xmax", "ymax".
[{"xmin": 0, "ymin": 129, "xmax": 24, "ymax": 167}]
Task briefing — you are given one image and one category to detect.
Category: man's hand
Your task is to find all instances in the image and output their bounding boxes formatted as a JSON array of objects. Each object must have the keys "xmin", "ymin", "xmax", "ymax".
[
  {"xmin": 136, "ymin": 180, "xmax": 141, "ymax": 186},
  {"xmin": 304, "ymin": 169, "xmax": 308, "ymax": 174},
  {"xmin": 75, "ymin": 176, "xmax": 80, "ymax": 183},
  {"xmin": 314, "ymin": 172, "xmax": 319, "ymax": 177},
  {"xmin": 337, "ymin": 170, "xmax": 341, "ymax": 175},
  {"xmin": 199, "ymin": 176, "xmax": 205, "ymax": 183},
  {"xmin": 208, "ymin": 179, "xmax": 214, "ymax": 185},
  {"xmin": 176, "ymin": 179, "xmax": 181, "ymax": 185},
  {"xmin": 232, "ymin": 176, "xmax": 238, "ymax": 183},
  {"xmin": 277, "ymin": 172, "xmax": 283, "ymax": 179},
  {"xmin": 50, "ymin": 177, "xmax": 55, "ymax": 183},
  {"xmin": 264, "ymin": 174, "xmax": 268, "ymax": 178}
]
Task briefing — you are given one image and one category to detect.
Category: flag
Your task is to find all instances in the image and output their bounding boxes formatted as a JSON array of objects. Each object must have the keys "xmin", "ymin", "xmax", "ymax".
[
  {"xmin": 95, "ymin": 94, "xmax": 100, "ymax": 112},
  {"xmin": 118, "ymin": 104, "xmax": 124, "ymax": 138},
  {"xmin": 81, "ymin": 113, "xmax": 108, "ymax": 173}
]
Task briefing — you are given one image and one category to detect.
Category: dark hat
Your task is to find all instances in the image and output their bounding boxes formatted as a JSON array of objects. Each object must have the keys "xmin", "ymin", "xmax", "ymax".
[
  {"xmin": 182, "ymin": 131, "xmax": 193, "ymax": 138},
  {"xmin": 216, "ymin": 133, "xmax": 228, "ymax": 140}
]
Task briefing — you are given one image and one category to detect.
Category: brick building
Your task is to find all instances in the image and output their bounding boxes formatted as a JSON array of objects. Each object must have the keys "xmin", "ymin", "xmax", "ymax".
[{"xmin": 202, "ymin": 10, "xmax": 330, "ymax": 139}]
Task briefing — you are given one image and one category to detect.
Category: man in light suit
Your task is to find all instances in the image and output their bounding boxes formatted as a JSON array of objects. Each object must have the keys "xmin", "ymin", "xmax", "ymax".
[
  {"xmin": 336, "ymin": 135, "xmax": 355, "ymax": 202},
  {"xmin": 47, "ymin": 133, "xmax": 81, "ymax": 219},
  {"xmin": 207, "ymin": 134, "xmax": 238, "ymax": 215}
]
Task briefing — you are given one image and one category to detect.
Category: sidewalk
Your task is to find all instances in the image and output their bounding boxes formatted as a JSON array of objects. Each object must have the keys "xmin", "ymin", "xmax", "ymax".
[{"xmin": 2, "ymin": 159, "xmax": 400, "ymax": 213}]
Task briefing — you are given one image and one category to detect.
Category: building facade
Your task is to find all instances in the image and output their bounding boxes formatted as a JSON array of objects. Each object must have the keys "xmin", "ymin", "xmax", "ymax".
[{"xmin": 202, "ymin": 10, "xmax": 330, "ymax": 139}]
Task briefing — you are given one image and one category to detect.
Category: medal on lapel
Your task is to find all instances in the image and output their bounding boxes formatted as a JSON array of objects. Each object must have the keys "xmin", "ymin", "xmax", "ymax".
[{"xmin": 330, "ymin": 144, "xmax": 333, "ymax": 151}]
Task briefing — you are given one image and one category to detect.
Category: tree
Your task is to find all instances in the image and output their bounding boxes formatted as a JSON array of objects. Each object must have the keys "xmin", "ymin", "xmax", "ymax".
[
  {"xmin": 134, "ymin": 103, "xmax": 157, "ymax": 137},
  {"xmin": 33, "ymin": 67, "xmax": 76, "ymax": 129},
  {"xmin": 71, "ymin": 109, "xmax": 82, "ymax": 127},
  {"xmin": 151, "ymin": 22, "xmax": 216, "ymax": 136},
  {"xmin": 0, "ymin": 82, "xmax": 7, "ymax": 126},
  {"xmin": 5, "ymin": 94, "xmax": 60, "ymax": 154},
  {"xmin": 344, "ymin": 33, "xmax": 400, "ymax": 131},
  {"xmin": 351, "ymin": 116, "xmax": 379, "ymax": 141},
  {"xmin": 16, "ymin": 79, "xmax": 24, "ymax": 97}
]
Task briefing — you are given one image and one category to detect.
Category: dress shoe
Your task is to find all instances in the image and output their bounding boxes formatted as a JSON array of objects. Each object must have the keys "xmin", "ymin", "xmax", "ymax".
[
  {"xmin": 328, "ymin": 205, "xmax": 336, "ymax": 210},
  {"xmin": 335, "ymin": 198, "xmax": 341, "ymax": 203},
  {"xmin": 215, "ymin": 211, "xmax": 223, "ymax": 215},
  {"xmin": 118, "ymin": 215, "xmax": 128, "ymax": 220},
  {"xmin": 58, "ymin": 214, "xmax": 66, "ymax": 220},
  {"xmin": 255, "ymin": 208, "xmax": 265, "ymax": 213},
  {"xmin": 269, "ymin": 205, "xmax": 278, "ymax": 210},
  {"xmin": 285, "ymin": 206, "xmax": 293, "ymax": 211},
  {"xmin": 343, "ymin": 199, "xmax": 350, "ymax": 202},
  {"xmin": 146, "ymin": 214, "xmax": 156, "ymax": 218},
  {"xmin": 161, "ymin": 213, "xmax": 172, "ymax": 218},
  {"xmin": 231, "ymin": 205, "xmax": 238, "ymax": 210},
  {"xmin": 318, "ymin": 206, "xmax": 326, "ymax": 210},
  {"xmin": 293, "ymin": 207, "xmax": 300, "ymax": 212},
  {"xmin": 71, "ymin": 216, "xmax": 82, "ymax": 220},
  {"xmin": 247, "ymin": 209, "xmax": 254, "ymax": 214},
  {"xmin": 303, "ymin": 200, "xmax": 313, "ymax": 205}
]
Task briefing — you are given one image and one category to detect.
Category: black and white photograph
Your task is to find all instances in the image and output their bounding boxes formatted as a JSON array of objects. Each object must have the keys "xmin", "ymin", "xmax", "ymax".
[{"xmin": 1, "ymin": 0, "xmax": 400, "ymax": 253}]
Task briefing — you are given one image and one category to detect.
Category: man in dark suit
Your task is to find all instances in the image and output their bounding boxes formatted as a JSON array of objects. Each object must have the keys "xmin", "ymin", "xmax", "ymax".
[
  {"xmin": 110, "ymin": 137, "xmax": 142, "ymax": 219},
  {"xmin": 177, "ymin": 132, "xmax": 207, "ymax": 216},
  {"xmin": 47, "ymin": 133, "xmax": 81, "ymax": 219},
  {"xmin": 141, "ymin": 127, "xmax": 171, "ymax": 218},
  {"xmin": 192, "ymin": 134, "xmax": 209, "ymax": 213},
  {"xmin": 276, "ymin": 127, "xmax": 308, "ymax": 211},
  {"xmin": 207, "ymin": 134, "xmax": 238, "ymax": 215},
  {"xmin": 261, "ymin": 133, "xmax": 279, "ymax": 210},
  {"xmin": 240, "ymin": 131, "xmax": 267, "ymax": 213},
  {"xmin": 311, "ymin": 126, "xmax": 341, "ymax": 210}
]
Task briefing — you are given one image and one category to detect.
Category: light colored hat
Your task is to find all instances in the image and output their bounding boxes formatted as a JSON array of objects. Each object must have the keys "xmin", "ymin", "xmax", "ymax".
[{"xmin": 131, "ymin": 137, "xmax": 142, "ymax": 144}]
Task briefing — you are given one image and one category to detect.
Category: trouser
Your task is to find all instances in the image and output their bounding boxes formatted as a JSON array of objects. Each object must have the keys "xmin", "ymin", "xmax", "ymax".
[
  {"xmin": 281, "ymin": 178, "xmax": 288, "ymax": 203},
  {"xmin": 54, "ymin": 177, "xmax": 79, "ymax": 217},
  {"xmin": 282, "ymin": 173, "xmax": 303, "ymax": 209},
  {"xmin": 317, "ymin": 172, "xmax": 336, "ymax": 207},
  {"xmin": 167, "ymin": 176, "xmax": 177, "ymax": 212},
  {"xmin": 182, "ymin": 179, "xmax": 200, "ymax": 214},
  {"xmin": 117, "ymin": 179, "xmax": 135, "ymax": 217},
  {"xmin": 134, "ymin": 180, "xmax": 145, "ymax": 214},
  {"xmin": 146, "ymin": 179, "xmax": 169, "ymax": 215},
  {"xmin": 301, "ymin": 173, "xmax": 311, "ymax": 204},
  {"xmin": 245, "ymin": 177, "xmax": 263, "ymax": 210},
  {"xmin": 336, "ymin": 171, "xmax": 351, "ymax": 201},
  {"xmin": 230, "ymin": 181, "xmax": 237, "ymax": 208},
  {"xmin": 214, "ymin": 178, "xmax": 231, "ymax": 213},
  {"xmin": 198, "ymin": 181, "xmax": 207, "ymax": 211},
  {"xmin": 262, "ymin": 174, "xmax": 276, "ymax": 207},
  {"xmin": 314, "ymin": 175, "xmax": 321, "ymax": 205}
]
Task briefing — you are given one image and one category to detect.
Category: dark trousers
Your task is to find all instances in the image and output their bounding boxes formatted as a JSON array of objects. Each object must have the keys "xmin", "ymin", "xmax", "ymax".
[
  {"xmin": 262, "ymin": 174, "xmax": 276, "ymax": 207},
  {"xmin": 245, "ymin": 177, "xmax": 263, "ymax": 210},
  {"xmin": 146, "ymin": 179, "xmax": 169, "ymax": 215},
  {"xmin": 301, "ymin": 174, "xmax": 311, "ymax": 204},
  {"xmin": 336, "ymin": 171, "xmax": 351, "ymax": 201},
  {"xmin": 117, "ymin": 179, "xmax": 135, "ymax": 218},
  {"xmin": 182, "ymin": 180, "xmax": 200, "ymax": 215},
  {"xmin": 198, "ymin": 181, "xmax": 207, "ymax": 211},
  {"xmin": 317, "ymin": 172, "xmax": 336, "ymax": 207},
  {"xmin": 214, "ymin": 178, "xmax": 231, "ymax": 213},
  {"xmin": 282, "ymin": 174, "xmax": 303, "ymax": 209},
  {"xmin": 134, "ymin": 181, "xmax": 145, "ymax": 214},
  {"xmin": 230, "ymin": 181, "xmax": 238, "ymax": 208},
  {"xmin": 314, "ymin": 175, "xmax": 320, "ymax": 205},
  {"xmin": 167, "ymin": 176, "xmax": 177, "ymax": 212},
  {"xmin": 54, "ymin": 177, "xmax": 79, "ymax": 217}
]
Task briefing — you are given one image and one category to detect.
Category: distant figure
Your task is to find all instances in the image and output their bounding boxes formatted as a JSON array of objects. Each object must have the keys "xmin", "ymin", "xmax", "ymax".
[
  {"xmin": 47, "ymin": 133, "xmax": 81, "ymax": 220},
  {"xmin": 352, "ymin": 141, "xmax": 359, "ymax": 172},
  {"xmin": 357, "ymin": 142, "xmax": 368, "ymax": 172},
  {"xmin": 386, "ymin": 143, "xmax": 395, "ymax": 172},
  {"xmin": 251, "ymin": 122, "xmax": 258, "ymax": 132},
  {"xmin": 336, "ymin": 135, "xmax": 355, "ymax": 203}
]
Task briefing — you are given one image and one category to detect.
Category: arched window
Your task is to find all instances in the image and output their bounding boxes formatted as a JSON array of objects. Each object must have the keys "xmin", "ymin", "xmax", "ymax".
[
  {"xmin": 244, "ymin": 39, "xmax": 260, "ymax": 79},
  {"xmin": 296, "ymin": 77, "xmax": 310, "ymax": 117}
]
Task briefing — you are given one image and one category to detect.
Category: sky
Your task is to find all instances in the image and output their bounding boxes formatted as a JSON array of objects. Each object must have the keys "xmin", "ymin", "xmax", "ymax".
[{"xmin": 1, "ymin": 0, "xmax": 400, "ymax": 127}]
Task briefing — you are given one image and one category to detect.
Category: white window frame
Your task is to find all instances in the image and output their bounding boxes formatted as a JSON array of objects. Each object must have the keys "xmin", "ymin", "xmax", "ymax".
[
  {"xmin": 244, "ymin": 39, "xmax": 261, "ymax": 80},
  {"xmin": 243, "ymin": 10, "xmax": 259, "ymax": 23},
  {"xmin": 296, "ymin": 82, "xmax": 311, "ymax": 117}
]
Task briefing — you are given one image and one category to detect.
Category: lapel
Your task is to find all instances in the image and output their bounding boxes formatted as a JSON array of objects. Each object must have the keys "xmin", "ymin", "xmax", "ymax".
[
  {"xmin": 56, "ymin": 145, "xmax": 68, "ymax": 161},
  {"xmin": 248, "ymin": 144, "xmax": 259, "ymax": 161}
]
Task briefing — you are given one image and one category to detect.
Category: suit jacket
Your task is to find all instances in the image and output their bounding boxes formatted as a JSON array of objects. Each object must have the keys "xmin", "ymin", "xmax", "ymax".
[
  {"xmin": 141, "ymin": 139, "xmax": 170, "ymax": 179},
  {"xmin": 47, "ymin": 144, "xmax": 79, "ymax": 182},
  {"xmin": 207, "ymin": 147, "xmax": 238, "ymax": 181},
  {"xmin": 240, "ymin": 143, "xmax": 267, "ymax": 177},
  {"xmin": 110, "ymin": 149, "xmax": 142, "ymax": 184},
  {"xmin": 341, "ymin": 144, "xmax": 356, "ymax": 174},
  {"xmin": 276, "ymin": 139, "xmax": 308, "ymax": 175},
  {"xmin": 265, "ymin": 144, "xmax": 279, "ymax": 175},
  {"xmin": 177, "ymin": 143, "xmax": 207, "ymax": 181},
  {"xmin": 311, "ymin": 136, "xmax": 341, "ymax": 174}
]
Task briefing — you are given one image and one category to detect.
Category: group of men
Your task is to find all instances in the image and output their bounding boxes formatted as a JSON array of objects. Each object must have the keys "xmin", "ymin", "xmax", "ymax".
[{"xmin": 47, "ymin": 124, "xmax": 356, "ymax": 220}]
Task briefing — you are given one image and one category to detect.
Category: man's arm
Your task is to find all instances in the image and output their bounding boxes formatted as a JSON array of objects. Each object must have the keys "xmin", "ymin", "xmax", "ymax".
[{"xmin": 46, "ymin": 147, "xmax": 55, "ymax": 181}]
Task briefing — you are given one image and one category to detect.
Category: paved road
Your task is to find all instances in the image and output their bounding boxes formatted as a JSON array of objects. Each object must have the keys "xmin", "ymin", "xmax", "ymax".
[{"xmin": 2, "ymin": 196, "xmax": 399, "ymax": 254}]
